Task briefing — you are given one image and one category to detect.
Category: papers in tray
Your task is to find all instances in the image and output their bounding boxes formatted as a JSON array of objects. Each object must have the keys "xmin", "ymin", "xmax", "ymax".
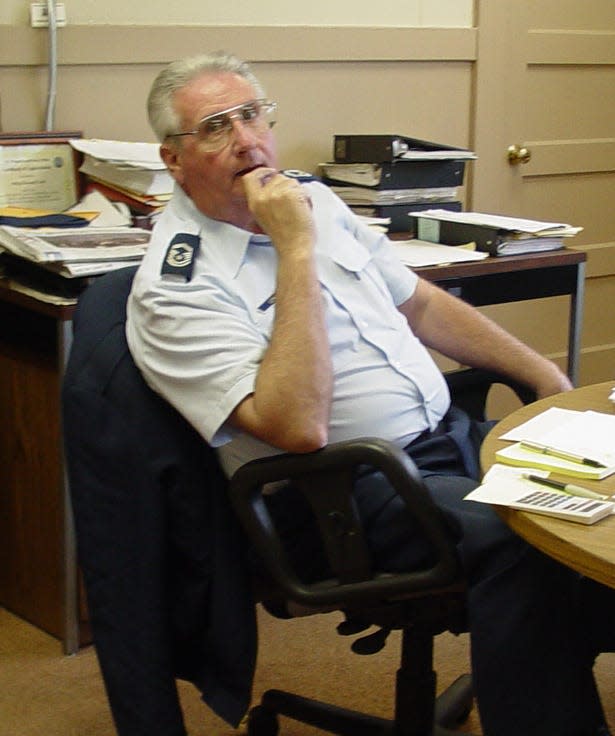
[
  {"xmin": 465, "ymin": 464, "xmax": 614, "ymax": 525},
  {"xmin": 390, "ymin": 239, "xmax": 488, "ymax": 267},
  {"xmin": 495, "ymin": 407, "xmax": 615, "ymax": 480}
]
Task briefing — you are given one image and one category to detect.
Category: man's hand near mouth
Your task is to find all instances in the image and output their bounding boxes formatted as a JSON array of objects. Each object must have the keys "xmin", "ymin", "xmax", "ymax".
[{"xmin": 242, "ymin": 167, "xmax": 315, "ymax": 251}]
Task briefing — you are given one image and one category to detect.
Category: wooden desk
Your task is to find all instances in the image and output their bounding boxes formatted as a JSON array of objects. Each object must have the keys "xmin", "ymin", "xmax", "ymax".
[
  {"xmin": 480, "ymin": 382, "xmax": 615, "ymax": 588},
  {"xmin": 416, "ymin": 248, "xmax": 586, "ymax": 385},
  {"xmin": 0, "ymin": 282, "xmax": 80, "ymax": 653},
  {"xmin": 0, "ymin": 247, "xmax": 587, "ymax": 654}
]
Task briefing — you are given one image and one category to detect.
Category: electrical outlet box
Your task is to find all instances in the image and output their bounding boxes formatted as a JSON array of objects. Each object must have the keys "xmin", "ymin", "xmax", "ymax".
[{"xmin": 30, "ymin": 3, "xmax": 67, "ymax": 28}]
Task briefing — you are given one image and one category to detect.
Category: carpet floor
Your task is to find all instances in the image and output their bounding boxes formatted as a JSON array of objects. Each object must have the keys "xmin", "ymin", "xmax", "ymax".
[{"xmin": 2, "ymin": 605, "xmax": 614, "ymax": 735}]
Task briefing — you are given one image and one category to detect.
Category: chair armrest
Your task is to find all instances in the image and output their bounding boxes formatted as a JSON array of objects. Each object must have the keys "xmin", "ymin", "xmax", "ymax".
[
  {"xmin": 445, "ymin": 367, "xmax": 536, "ymax": 421},
  {"xmin": 228, "ymin": 437, "xmax": 461, "ymax": 608}
]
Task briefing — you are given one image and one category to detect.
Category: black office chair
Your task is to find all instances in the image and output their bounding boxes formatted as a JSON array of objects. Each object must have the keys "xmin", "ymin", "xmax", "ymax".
[{"xmin": 62, "ymin": 266, "xmax": 534, "ymax": 736}]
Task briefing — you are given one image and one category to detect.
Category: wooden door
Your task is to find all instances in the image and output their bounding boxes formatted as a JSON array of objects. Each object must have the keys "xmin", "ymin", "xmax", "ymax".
[{"xmin": 470, "ymin": 0, "xmax": 615, "ymax": 385}]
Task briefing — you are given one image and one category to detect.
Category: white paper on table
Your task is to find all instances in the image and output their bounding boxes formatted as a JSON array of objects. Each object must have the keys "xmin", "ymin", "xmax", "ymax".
[
  {"xmin": 538, "ymin": 410, "xmax": 615, "ymax": 467},
  {"xmin": 464, "ymin": 464, "xmax": 549, "ymax": 505},
  {"xmin": 498, "ymin": 406, "xmax": 615, "ymax": 476},
  {"xmin": 390, "ymin": 239, "xmax": 488, "ymax": 267},
  {"xmin": 499, "ymin": 407, "xmax": 581, "ymax": 442}
]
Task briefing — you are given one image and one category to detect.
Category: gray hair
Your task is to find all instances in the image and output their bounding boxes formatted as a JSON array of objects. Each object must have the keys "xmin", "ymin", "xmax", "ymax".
[{"xmin": 147, "ymin": 51, "xmax": 266, "ymax": 141}]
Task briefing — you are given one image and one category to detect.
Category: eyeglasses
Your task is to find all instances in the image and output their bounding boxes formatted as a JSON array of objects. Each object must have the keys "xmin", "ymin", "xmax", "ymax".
[{"xmin": 166, "ymin": 99, "xmax": 277, "ymax": 151}]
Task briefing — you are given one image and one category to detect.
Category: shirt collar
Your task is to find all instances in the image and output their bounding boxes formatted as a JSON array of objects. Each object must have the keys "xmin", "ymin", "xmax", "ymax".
[{"xmin": 170, "ymin": 185, "xmax": 272, "ymax": 279}]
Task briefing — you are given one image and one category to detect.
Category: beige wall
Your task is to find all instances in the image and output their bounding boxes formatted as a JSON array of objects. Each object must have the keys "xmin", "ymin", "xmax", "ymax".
[
  {"xmin": 0, "ymin": 3, "xmax": 613, "ymax": 391},
  {"xmin": 0, "ymin": 26, "xmax": 476, "ymax": 174},
  {"xmin": 0, "ymin": 1, "xmax": 473, "ymax": 146},
  {"xmin": 1, "ymin": 1, "xmax": 472, "ymax": 26}
]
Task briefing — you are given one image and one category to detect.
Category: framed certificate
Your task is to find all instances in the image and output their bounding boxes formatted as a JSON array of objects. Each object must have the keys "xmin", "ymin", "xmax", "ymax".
[{"xmin": 0, "ymin": 131, "xmax": 82, "ymax": 212}]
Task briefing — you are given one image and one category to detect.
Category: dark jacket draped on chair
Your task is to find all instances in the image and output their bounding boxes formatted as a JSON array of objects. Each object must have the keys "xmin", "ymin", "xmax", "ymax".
[{"xmin": 62, "ymin": 266, "xmax": 256, "ymax": 735}]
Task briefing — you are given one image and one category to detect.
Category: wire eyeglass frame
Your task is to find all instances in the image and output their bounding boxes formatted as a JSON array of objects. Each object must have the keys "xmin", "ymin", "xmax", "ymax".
[{"xmin": 166, "ymin": 99, "xmax": 277, "ymax": 151}]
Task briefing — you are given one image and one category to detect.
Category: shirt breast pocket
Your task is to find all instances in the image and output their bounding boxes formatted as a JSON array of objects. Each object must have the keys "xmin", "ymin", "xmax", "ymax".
[{"xmin": 321, "ymin": 287, "xmax": 362, "ymax": 372}]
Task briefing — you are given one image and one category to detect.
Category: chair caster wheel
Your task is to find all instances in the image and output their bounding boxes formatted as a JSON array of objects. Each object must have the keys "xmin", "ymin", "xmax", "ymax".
[{"xmin": 247, "ymin": 705, "xmax": 279, "ymax": 736}]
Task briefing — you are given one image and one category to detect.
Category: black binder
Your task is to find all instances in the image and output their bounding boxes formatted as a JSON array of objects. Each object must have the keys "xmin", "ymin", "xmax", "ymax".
[
  {"xmin": 333, "ymin": 134, "xmax": 472, "ymax": 164},
  {"xmin": 409, "ymin": 215, "xmax": 560, "ymax": 256},
  {"xmin": 409, "ymin": 215, "xmax": 566, "ymax": 256},
  {"xmin": 322, "ymin": 159, "xmax": 466, "ymax": 190},
  {"xmin": 409, "ymin": 215, "xmax": 503, "ymax": 254}
]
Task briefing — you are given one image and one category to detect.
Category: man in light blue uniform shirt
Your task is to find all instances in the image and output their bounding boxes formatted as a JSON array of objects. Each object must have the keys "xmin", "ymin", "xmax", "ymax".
[
  {"xmin": 127, "ymin": 51, "xmax": 613, "ymax": 736},
  {"xmin": 130, "ymin": 179, "xmax": 449, "ymax": 476}
]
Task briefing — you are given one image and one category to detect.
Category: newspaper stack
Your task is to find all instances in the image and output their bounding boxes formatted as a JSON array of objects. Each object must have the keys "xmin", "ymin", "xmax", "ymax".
[{"xmin": 0, "ymin": 224, "xmax": 150, "ymax": 278}]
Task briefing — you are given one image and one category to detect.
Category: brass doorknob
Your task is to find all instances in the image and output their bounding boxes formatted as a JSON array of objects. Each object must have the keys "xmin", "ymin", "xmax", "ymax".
[{"xmin": 507, "ymin": 144, "xmax": 532, "ymax": 165}]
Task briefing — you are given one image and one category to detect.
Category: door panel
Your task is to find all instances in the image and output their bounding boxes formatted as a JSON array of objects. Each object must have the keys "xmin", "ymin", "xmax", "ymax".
[
  {"xmin": 472, "ymin": 0, "xmax": 615, "ymax": 385},
  {"xmin": 473, "ymin": 1, "xmax": 615, "ymax": 227}
]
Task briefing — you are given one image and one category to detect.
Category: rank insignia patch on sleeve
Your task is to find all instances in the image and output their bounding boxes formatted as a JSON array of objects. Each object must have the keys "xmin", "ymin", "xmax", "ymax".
[{"xmin": 161, "ymin": 233, "xmax": 201, "ymax": 281}]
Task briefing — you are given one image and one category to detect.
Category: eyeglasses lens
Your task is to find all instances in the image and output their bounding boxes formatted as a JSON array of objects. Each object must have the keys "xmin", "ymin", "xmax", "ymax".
[{"xmin": 197, "ymin": 100, "xmax": 276, "ymax": 151}]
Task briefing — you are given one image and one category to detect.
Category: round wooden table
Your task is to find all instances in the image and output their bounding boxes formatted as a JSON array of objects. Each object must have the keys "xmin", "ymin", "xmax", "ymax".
[{"xmin": 480, "ymin": 381, "xmax": 615, "ymax": 588}]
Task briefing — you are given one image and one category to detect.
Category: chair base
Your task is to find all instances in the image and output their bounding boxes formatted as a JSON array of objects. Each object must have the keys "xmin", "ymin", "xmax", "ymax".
[{"xmin": 246, "ymin": 674, "xmax": 474, "ymax": 736}]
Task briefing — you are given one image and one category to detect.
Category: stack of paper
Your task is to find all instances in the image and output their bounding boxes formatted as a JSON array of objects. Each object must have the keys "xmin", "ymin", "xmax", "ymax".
[
  {"xmin": 69, "ymin": 139, "xmax": 172, "ymax": 215},
  {"xmin": 399, "ymin": 149, "xmax": 477, "ymax": 161},
  {"xmin": 494, "ymin": 407, "xmax": 615, "ymax": 480},
  {"xmin": 327, "ymin": 185, "xmax": 458, "ymax": 206},
  {"xmin": 390, "ymin": 239, "xmax": 488, "ymax": 267}
]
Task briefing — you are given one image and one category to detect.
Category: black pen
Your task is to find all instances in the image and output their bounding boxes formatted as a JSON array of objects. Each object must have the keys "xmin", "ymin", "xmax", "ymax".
[
  {"xmin": 519, "ymin": 440, "xmax": 606, "ymax": 468},
  {"xmin": 521, "ymin": 473, "xmax": 610, "ymax": 501}
]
